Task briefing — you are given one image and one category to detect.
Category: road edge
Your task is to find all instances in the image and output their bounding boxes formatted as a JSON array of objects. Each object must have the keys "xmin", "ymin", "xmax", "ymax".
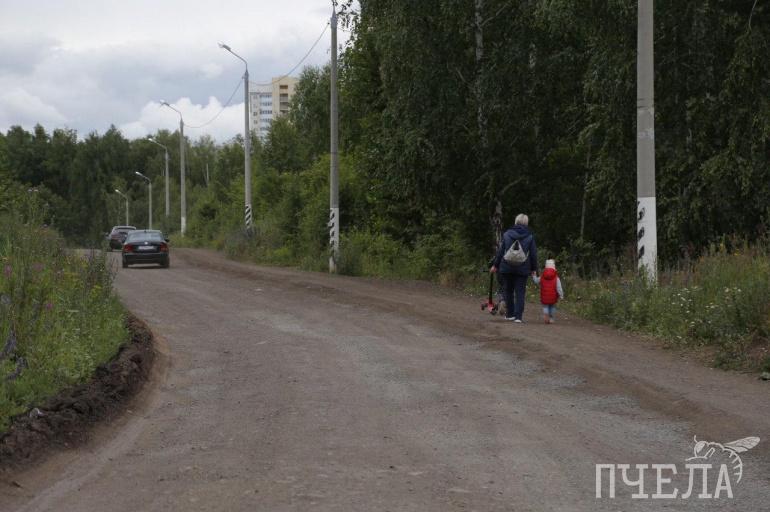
[{"xmin": 0, "ymin": 313, "xmax": 156, "ymax": 470}]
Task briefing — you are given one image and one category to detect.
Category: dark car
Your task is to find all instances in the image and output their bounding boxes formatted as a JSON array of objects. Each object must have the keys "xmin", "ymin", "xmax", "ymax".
[
  {"xmin": 122, "ymin": 230, "xmax": 170, "ymax": 268},
  {"xmin": 107, "ymin": 225, "xmax": 136, "ymax": 250}
]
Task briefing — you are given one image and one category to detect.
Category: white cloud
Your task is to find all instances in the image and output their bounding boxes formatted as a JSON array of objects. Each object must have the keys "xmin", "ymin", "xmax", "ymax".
[
  {"xmin": 0, "ymin": 0, "xmax": 353, "ymax": 141},
  {"xmin": 120, "ymin": 97, "xmax": 245, "ymax": 142},
  {"xmin": 200, "ymin": 63, "xmax": 224, "ymax": 80},
  {"xmin": 0, "ymin": 87, "xmax": 68, "ymax": 129}
]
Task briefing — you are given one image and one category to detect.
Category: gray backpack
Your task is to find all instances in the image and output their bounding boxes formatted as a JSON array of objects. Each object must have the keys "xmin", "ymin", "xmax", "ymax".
[{"xmin": 503, "ymin": 236, "xmax": 530, "ymax": 265}]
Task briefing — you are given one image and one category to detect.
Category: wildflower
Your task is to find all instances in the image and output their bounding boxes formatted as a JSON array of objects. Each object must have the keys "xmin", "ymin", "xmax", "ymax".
[
  {"xmin": 45, "ymin": 301, "xmax": 53, "ymax": 311},
  {"xmin": 3, "ymin": 265, "xmax": 10, "ymax": 278}
]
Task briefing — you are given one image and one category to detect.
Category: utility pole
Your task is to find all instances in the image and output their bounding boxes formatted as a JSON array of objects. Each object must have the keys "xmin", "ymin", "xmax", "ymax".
[
  {"xmin": 135, "ymin": 171, "xmax": 152, "ymax": 229},
  {"xmin": 180, "ymin": 118, "xmax": 186, "ymax": 236},
  {"xmin": 115, "ymin": 189, "xmax": 129, "ymax": 225},
  {"xmin": 219, "ymin": 43, "xmax": 252, "ymax": 230},
  {"xmin": 148, "ymin": 137, "xmax": 170, "ymax": 218},
  {"xmin": 329, "ymin": 6, "xmax": 340, "ymax": 272},
  {"xmin": 164, "ymin": 149, "xmax": 169, "ymax": 217},
  {"xmin": 637, "ymin": 0, "xmax": 657, "ymax": 282},
  {"xmin": 161, "ymin": 101, "xmax": 186, "ymax": 236},
  {"xmin": 244, "ymin": 67, "xmax": 252, "ymax": 230}
]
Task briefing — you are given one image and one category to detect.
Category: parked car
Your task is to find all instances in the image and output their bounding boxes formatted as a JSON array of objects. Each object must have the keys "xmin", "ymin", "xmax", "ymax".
[
  {"xmin": 121, "ymin": 230, "xmax": 170, "ymax": 268},
  {"xmin": 107, "ymin": 225, "xmax": 136, "ymax": 250}
]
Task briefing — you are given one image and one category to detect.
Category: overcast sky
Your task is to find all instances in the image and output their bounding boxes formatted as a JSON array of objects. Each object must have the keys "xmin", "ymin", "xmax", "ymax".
[{"xmin": 0, "ymin": 0, "xmax": 349, "ymax": 142}]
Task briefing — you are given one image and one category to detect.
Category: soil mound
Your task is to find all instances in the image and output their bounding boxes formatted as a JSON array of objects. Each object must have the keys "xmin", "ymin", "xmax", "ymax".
[{"xmin": 0, "ymin": 315, "xmax": 155, "ymax": 468}]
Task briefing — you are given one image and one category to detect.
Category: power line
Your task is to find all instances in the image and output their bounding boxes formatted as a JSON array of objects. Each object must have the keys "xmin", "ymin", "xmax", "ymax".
[
  {"xmin": 250, "ymin": 22, "xmax": 330, "ymax": 86},
  {"xmin": 182, "ymin": 20, "xmax": 330, "ymax": 130},
  {"xmin": 185, "ymin": 76, "xmax": 243, "ymax": 129}
]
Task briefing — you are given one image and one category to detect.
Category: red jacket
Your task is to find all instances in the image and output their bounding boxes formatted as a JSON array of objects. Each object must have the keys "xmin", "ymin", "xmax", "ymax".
[{"xmin": 540, "ymin": 268, "xmax": 559, "ymax": 305}]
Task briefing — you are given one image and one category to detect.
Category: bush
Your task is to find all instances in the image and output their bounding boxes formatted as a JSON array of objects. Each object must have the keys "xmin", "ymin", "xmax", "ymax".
[
  {"xmin": 567, "ymin": 243, "xmax": 770, "ymax": 368},
  {"xmin": 0, "ymin": 208, "xmax": 127, "ymax": 431},
  {"xmin": 338, "ymin": 230, "xmax": 411, "ymax": 277}
]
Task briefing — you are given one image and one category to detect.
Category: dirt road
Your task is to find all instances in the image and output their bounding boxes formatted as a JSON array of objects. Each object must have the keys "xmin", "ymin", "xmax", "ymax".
[{"xmin": 2, "ymin": 249, "xmax": 768, "ymax": 511}]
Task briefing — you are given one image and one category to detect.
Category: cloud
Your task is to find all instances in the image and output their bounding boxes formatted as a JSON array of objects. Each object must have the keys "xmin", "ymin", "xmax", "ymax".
[
  {"xmin": 200, "ymin": 63, "xmax": 224, "ymax": 80},
  {"xmin": 0, "ymin": 0, "xmax": 353, "ymax": 141},
  {"xmin": 0, "ymin": 35, "xmax": 59, "ymax": 75},
  {"xmin": 120, "ymin": 97, "xmax": 244, "ymax": 142},
  {"xmin": 0, "ymin": 87, "xmax": 68, "ymax": 129}
]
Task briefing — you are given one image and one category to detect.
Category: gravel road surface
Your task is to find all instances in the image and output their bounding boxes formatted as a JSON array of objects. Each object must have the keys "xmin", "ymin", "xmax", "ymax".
[{"xmin": 2, "ymin": 248, "xmax": 768, "ymax": 511}]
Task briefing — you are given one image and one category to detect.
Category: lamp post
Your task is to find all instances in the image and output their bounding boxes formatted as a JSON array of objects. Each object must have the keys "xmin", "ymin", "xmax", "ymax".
[
  {"xmin": 637, "ymin": 0, "xmax": 657, "ymax": 283},
  {"xmin": 135, "ymin": 171, "xmax": 152, "ymax": 229},
  {"xmin": 115, "ymin": 189, "xmax": 129, "ymax": 225},
  {"xmin": 329, "ymin": 7, "xmax": 339, "ymax": 272},
  {"xmin": 147, "ymin": 137, "xmax": 170, "ymax": 218},
  {"xmin": 161, "ymin": 101, "xmax": 186, "ymax": 236},
  {"xmin": 219, "ymin": 42, "xmax": 252, "ymax": 230}
]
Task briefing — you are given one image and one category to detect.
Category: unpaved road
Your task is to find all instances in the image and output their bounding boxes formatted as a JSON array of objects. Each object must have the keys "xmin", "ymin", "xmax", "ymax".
[{"xmin": 2, "ymin": 248, "xmax": 768, "ymax": 511}]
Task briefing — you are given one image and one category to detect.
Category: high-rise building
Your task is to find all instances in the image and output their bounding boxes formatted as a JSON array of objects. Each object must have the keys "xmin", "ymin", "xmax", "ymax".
[{"xmin": 249, "ymin": 76, "xmax": 298, "ymax": 139}]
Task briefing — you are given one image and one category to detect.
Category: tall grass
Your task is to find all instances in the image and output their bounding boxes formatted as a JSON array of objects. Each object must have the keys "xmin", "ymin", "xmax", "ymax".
[
  {"xmin": 566, "ymin": 242, "xmax": 770, "ymax": 369},
  {"xmin": 0, "ymin": 206, "xmax": 127, "ymax": 431}
]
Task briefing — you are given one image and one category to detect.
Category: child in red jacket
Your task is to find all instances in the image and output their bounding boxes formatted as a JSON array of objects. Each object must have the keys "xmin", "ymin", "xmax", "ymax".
[{"xmin": 533, "ymin": 259, "xmax": 564, "ymax": 324}]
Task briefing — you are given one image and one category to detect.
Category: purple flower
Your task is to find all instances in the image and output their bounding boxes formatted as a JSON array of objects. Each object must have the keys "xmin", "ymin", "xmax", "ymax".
[
  {"xmin": 3, "ymin": 265, "xmax": 10, "ymax": 278},
  {"xmin": 45, "ymin": 301, "xmax": 53, "ymax": 311},
  {"xmin": 33, "ymin": 263, "xmax": 44, "ymax": 272}
]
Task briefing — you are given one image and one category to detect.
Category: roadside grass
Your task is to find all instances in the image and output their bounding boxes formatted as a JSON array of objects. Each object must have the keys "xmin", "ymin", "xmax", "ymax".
[
  {"xmin": 563, "ymin": 243, "xmax": 770, "ymax": 370},
  {"xmin": 0, "ymin": 214, "xmax": 128, "ymax": 432}
]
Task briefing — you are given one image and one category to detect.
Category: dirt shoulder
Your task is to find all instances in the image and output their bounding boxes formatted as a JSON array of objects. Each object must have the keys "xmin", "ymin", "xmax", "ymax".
[{"xmin": 0, "ymin": 315, "xmax": 155, "ymax": 469}]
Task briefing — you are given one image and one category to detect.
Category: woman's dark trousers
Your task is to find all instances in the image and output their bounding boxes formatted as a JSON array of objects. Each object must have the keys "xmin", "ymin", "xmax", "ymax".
[{"xmin": 500, "ymin": 273, "xmax": 528, "ymax": 320}]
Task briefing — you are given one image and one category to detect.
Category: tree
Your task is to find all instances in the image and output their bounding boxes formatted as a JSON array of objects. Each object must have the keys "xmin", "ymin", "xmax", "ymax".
[
  {"xmin": 290, "ymin": 65, "xmax": 331, "ymax": 161},
  {"xmin": 263, "ymin": 117, "xmax": 308, "ymax": 173}
]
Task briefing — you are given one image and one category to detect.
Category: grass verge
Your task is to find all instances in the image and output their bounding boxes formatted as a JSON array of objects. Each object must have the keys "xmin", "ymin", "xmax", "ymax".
[
  {"xmin": 0, "ymin": 214, "xmax": 128, "ymax": 433},
  {"xmin": 563, "ymin": 243, "xmax": 770, "ymax": 371}
]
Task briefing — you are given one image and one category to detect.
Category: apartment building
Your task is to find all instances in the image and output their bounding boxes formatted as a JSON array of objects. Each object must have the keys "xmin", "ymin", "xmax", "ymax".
[{"xmin": 249, "ymin": 76, "xmax": 298, "ymax": 139}]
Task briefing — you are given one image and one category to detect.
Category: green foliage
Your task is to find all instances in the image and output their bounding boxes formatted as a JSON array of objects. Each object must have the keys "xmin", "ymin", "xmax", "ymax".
[
  {"xmin": 290, "ymin": 65, "xmax": 332, "ymax": 161},
  {"xmin": 262, "ymin": 117, "xmax": 308, "ymax": 173},
  {"xmin": 338, "ymin": 0, "xmax": 770, "ymax": 263},
  {"xmin": 0, "ymin": 198, "xmax": 127, "ymax": 432},
  {"xmin": 566, "ymin": 243, "xmax": 770, "ymax": 369}
]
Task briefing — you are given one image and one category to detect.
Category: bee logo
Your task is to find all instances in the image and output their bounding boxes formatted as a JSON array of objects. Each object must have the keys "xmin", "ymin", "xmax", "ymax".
[{"xmin": 686, "ymin": 436, "xmax": 760, "ymax": 483}]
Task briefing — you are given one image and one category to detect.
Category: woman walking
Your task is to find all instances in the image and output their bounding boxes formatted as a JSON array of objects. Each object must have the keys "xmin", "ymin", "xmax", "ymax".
[{"xmin": 490, "ymin": 213, "xmax": 538, "ymax": 322}]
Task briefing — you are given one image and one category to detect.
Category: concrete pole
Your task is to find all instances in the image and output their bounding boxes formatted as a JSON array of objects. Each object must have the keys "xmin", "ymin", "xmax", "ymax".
[
  {"xmin": 115, "ymin": 189, "xmax": 129, "ymax": 226},
  {"xmin": 164, "ymin": 149, "xmax": 170, "ymax": 217},
  {"xmin": 135, "ymin": 172, "xmax": 152, "ymax": 229},
  {"xmin": 637, "ymin": 0, "xmax": 657, "ymax": 282},
  {"xmin": 244, "ymin": 68, "xmax": 253, "ymax": 230},
  {"xmin": 329, "ymin": 8, "xmax": 340, "ymax": 273},
  {"xmin": 180, "ymin": 119, "xmax": 187, "ymax": 236}
]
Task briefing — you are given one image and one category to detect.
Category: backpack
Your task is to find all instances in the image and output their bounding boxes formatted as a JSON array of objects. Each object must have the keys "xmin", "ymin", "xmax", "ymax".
[{"xmin": 503, "ymin": 235, "xmax": 531, "ymax": 266}]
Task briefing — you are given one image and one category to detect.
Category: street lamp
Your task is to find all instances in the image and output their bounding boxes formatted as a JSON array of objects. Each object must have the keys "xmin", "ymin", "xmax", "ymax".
[
  {"xmin": 329, "ymin": 8, "xmax": 340, "ymax": 272},
  {"xmin": 114, "ymin": 189, "xmax": 129, "ymax": 225},
  {"xmin": 160, "ymin": 100, "xmax": 186, "ymax": 236},
  {"xmin": 135, "ymin": 171, "xmax": 152, "ymax": 229},
  {"xmin": 219, "ymin": 42, "xmax": 252, "ymax": 230},
  {"xmin": 637, "ymin": 0, "xmax": 657, "ymax": 283},
  {"xmin": 147, "ymin": 137, "xmax": 170, "ymax": 218}
]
